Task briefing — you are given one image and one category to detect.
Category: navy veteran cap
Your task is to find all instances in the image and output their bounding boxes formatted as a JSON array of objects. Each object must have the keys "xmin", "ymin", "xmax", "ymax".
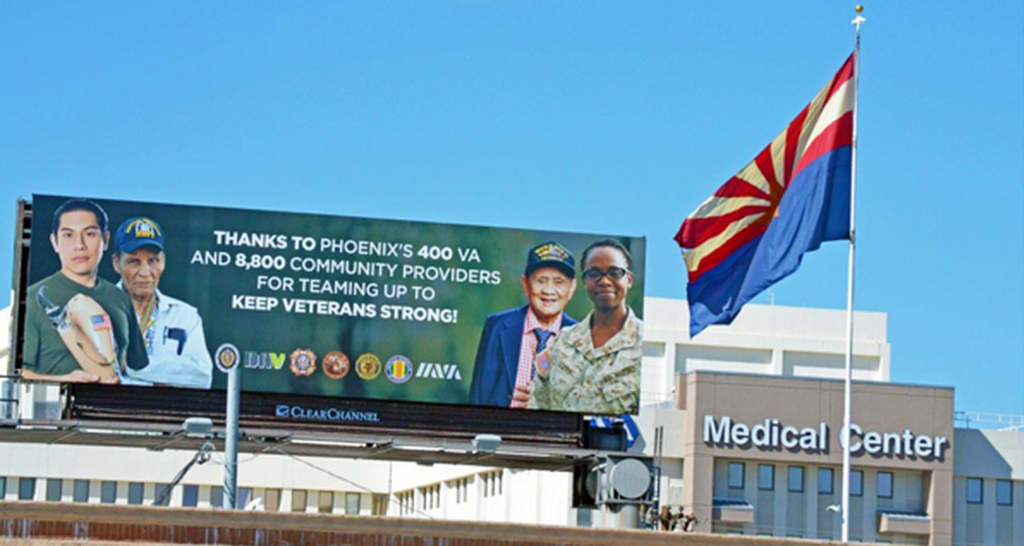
[
  {"xmin": 114, "ymin": 217, "xmax": 165, "ymax": 254},
  {"xmin": 524, "ymin": 241, "xmax": 576, "ymax": 279}
]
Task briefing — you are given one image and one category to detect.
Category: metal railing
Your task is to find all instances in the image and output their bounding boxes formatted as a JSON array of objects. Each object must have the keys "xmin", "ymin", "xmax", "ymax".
[{"xmin": 954, "ymin": 411, "xmax": 1024, "ymax": 432}]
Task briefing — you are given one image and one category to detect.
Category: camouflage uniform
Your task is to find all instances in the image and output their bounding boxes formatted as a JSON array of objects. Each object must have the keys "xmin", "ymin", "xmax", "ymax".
[{"xmin": 528, "ymin": 308, "xmax": 643, "ymax": 414}]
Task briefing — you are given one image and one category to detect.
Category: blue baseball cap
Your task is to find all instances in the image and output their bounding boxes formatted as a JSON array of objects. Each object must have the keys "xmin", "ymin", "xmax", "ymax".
[
  {"xmin": 524, "ymin": 241, "xmax": 576, "ymax": 279},
  {"xmin": 114, "ymin": 217, "xmax": 165, "ymax": 254}
]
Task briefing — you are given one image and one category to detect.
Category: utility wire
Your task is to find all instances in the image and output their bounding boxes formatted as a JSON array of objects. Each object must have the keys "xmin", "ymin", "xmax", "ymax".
[{"xmin": 250, "ymin": 437, "xmax": 437, "ymax": 519}]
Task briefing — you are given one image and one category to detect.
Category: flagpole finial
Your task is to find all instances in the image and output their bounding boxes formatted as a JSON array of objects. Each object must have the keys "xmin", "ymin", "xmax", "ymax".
[{"xmin": 852, "ymin": 5, "xmax": 866, "ymax": 30}]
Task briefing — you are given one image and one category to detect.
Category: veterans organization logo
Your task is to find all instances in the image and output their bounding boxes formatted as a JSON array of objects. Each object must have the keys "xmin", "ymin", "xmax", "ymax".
[
  {"xmin": 415, "ymin": 362, "xmax": 463, "ymax": 380},
  {"xmin": 244, "ymin": 351, "xmax": 288, "ymax": 371},
  {"xmin": 289, "ymin": 349, "xmax": 317, "ymax": 377},
  {"xmin": 355, "ymin": 353, "xmax": 382, "ymax": 381},
  {"xmin": 214, "ymin": 343, "xmax": 240, "ymax": 373},
  {"xmin": 322, "ymin": 351, "xmax": 351, "ymax": 380},
  {"xmin": 385, "ymin": 355, "xmax": 414, "ymax": 384}
]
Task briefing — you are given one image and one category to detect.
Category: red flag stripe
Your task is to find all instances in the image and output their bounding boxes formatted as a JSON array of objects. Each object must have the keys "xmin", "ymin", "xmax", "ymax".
[
  {"xmin": 687, "ymin": 215, "xmax": 772, "ymax": 283},
  {"xmin": 792, "ymin": 112, "xmax": 853, "ymax": 178},
  {"xmin": 823, "ymin": 54, "xmax": 855, "ymax": 105},
  {"xmin": 676, "ymin": 204, "xmax": 772, "ymax": 248},
  {"xmin": 712, "ymin": 175, "xmax": 773, "ymax": 201},
  {"xmin": 753, "ymin": 143, "xmax": 780, "ymax": 191},
  {"xmin": 783, "ymin": 107, "xmax": 808, "ymax": 185}
]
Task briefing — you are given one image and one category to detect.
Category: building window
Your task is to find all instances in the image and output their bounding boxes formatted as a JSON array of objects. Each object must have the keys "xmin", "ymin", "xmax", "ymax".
[
  {"xmin": 420, "ymin": 484, "xmax": 441, "ymax": 510},
  {"xmin": 396, "ymin": 490, "xmax": 414, "ymax": 516},
  {"xmin": 0, "ymin": 477, "xmax": 6, "ymax": 498},
  {"xmin": 318, "ymin": 491, "xmax": 334, "ymax": 513},
  {"xmin": 996, "ymin": 480, "xmax": 1012, "ymax": 506},
  {"xmin": 18, "ymin": 477, "xmax": 36, "ymax": 500},
  {"xmin": 73, "ymin": 480, "xmax": 90, "ymax": 503},
  {"xmin": 99, "ymin": 481, "xmax": 115, "ymax": 501},
  {"xmin": 850, "ymin": 470, "xmax": 863, "ymax": 496},
  {"xmin": 966, "ymin": 478, "xmax": 983, "ymax": 504},
  {"xmin": 758, "ymin": 465, "xmax": 774, "ymax": 491},
  {"xmin": 264, "ymin": 489, "xmax": 281, "ymax": 512},
  {"xmin": 291, "ymin": 489, "xmax": 308, "ymax": 512},
  {"xmin": 154, "ymin": 484, "xmax": 172, "ymax": 506},
  {"xmin": 182, "ymin": 485, "xmax": 199, "ymax": 507},
  {"xmin": 788, "ymin": 467, "xmax": 804, "ymax": 493},
  {"xmin": 372, "ymin": 494, "xmax": 389, "ymax": 516},
  {"xmin": 452, "ymin": 477, "xmax": 471, "ymax": 503},
  {"xmin": 238, "ymin": 487, "xmax": 252, "ymax": 509},
  {"xmin": 46, "ymin": 479, "xmax": 63, "ymax": 502},
  {"xmin": 877, "ymin": 472, "xmax": 893, "ymax": 499},
  {"xmin": 728, "ymin": 462, "xmax": 745, "ymax": 489},
  {"xmin": 128, "ymin": 483, "xmax": 144, "ymax": 505},
  {"xmin": 818, "ymin": 468, "xmax": 834, "ymax": 495},
  {"xmin": 345, "ymin": 492, "xmax": 361, "ymax": 515},
  {"xmin": 209, "ymin": 486, "xmax": 224, "ymax": 509},
  {"xmin": 482, "ymin": 471, "xmax": 502, "ymax": 498}
]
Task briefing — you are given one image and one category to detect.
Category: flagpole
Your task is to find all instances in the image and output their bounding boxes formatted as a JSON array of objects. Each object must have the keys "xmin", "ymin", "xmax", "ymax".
[{"xmin": 842, "ymin": 5, "xmax": 865, "ymax": 544}]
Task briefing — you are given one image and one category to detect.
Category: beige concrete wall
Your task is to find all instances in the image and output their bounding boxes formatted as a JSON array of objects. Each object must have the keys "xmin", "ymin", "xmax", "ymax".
[
  {"xmin": 681, "ymin": 373, "xmax": 954, "ymax": 470},
  {"xmin": 680, "ymin": 373, "xmax": 955, "ymax": 545}
]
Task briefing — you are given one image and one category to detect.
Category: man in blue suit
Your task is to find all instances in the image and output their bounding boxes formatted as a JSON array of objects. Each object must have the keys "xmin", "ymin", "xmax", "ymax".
[{"xmin": 470, "ymin": 241, "xmax": 578, "ymax": 408}]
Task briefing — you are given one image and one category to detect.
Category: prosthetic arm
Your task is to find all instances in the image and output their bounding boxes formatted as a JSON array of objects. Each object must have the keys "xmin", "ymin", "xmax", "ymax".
[{"xmin": 37, "ymin": 286, "xmax": 121, "ymax": 381}]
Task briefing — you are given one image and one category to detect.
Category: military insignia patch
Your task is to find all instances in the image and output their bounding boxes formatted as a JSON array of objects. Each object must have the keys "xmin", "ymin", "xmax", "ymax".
[
  {"xmin": 355, "ymin": 353, "xmax": 382, "ymax": 380},
  {"xmin": 534, "ymin": 348, "xmax": 552, "ymax": 378},
  {"xmin": 289, "ymin": 349, "xmax": 317, "ymax": 377},
  {"xmin": 322, "ymin": 351, "xmax": 350, "ymax": 380},
  {"xmin": 534, "ymin": 242, "xmax": 570, "ymax": 262}
]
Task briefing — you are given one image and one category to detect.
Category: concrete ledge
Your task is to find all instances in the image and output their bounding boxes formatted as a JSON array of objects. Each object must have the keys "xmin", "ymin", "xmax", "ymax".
[
  {"xmin": 878, "ymin": 512, "xmax": 931, "ymax": 535},
  {"xmin": 2, "ymin": 501, "xmax": 836, "ymax": 546},
  {"xmin": 712, "ymin": 506, "xmax": 755, "ymax": 525}
]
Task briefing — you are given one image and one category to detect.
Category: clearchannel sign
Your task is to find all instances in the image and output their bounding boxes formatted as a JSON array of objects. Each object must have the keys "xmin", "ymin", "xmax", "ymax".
[
  {"xmin": 19, "ymin": 194, "xmax": 646, "ymax": 415},
  {"xmin": 275, "ymin": 404, "xmax": 381, "ymax": 423},
  {"xmin": 703, "ymin": 415, "xmax": 950, "ymax": 460}
]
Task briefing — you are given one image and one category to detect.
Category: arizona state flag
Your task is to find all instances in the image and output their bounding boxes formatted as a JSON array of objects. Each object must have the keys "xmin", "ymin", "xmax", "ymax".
[{"xmin": 676, "ymin": 54, "xmax": 856, "ymax": 337}]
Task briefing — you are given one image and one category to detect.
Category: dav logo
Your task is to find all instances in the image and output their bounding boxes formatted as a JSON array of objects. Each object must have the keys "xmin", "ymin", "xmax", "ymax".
[
  {"xmin": 245, "ymin": 351, "xmax": 287, "ymax": 370},
  {"xmin": 415, "ymin": 362, "xmax": 462, "ymax": 380}
]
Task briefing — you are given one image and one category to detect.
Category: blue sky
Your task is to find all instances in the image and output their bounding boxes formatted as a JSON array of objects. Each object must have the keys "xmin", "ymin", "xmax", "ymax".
[{"xmin": 1, "ymin": 2, "xmax": 1021, "ymax": 415}]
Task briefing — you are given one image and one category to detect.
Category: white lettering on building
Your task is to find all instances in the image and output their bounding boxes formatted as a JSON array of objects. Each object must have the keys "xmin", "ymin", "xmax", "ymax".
[
  {"xmin": 839, "ymin": 424, "xmax": 948, "ymax": 459},
  {"xmin": 702, "ymin": 415, "xmax": 949, "ymax": 459}
]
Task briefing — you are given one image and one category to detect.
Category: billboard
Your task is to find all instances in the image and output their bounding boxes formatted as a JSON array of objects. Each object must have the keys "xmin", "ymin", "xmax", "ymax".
[{"xmin": 18, "ymin": 195, "xmax": 646, "ymax": 415}]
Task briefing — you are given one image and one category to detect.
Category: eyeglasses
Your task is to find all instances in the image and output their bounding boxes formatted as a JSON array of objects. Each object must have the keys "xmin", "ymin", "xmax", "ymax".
[{"xmin": 581, "ymin": 267, "xmax": 630, "ymax": 282}]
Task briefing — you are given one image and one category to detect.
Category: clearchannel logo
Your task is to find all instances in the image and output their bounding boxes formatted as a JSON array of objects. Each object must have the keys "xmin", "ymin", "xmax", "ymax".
[{"xmin": 274, "ymin": 404, "xmax": 381, "ymax": 423}]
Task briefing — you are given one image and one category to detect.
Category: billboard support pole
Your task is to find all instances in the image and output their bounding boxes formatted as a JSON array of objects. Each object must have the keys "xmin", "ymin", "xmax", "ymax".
[{"xmin": 224, "ymin": 365, "xmax": 240, "ymax": 509}]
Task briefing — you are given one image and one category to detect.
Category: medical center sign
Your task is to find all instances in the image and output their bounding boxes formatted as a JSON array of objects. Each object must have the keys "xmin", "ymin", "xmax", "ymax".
[{"xmin": 703, "ymin": 415, "xmax": 949, "ymax": 460}]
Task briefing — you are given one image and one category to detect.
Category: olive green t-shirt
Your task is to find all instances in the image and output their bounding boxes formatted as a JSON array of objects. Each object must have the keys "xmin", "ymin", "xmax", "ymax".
[{"xmin": 24, "ymin": 272, "xmax": 149, "ymax": 378}]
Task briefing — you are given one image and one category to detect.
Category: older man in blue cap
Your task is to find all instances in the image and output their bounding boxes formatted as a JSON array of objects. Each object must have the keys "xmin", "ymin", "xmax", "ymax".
[
  {"xmin": 112, "ymin": 216, "xmax": 213, "ymax": 389},
  {"xmin": 469, "ymin": 241, "xmax": 578, "ymax": 408}
]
